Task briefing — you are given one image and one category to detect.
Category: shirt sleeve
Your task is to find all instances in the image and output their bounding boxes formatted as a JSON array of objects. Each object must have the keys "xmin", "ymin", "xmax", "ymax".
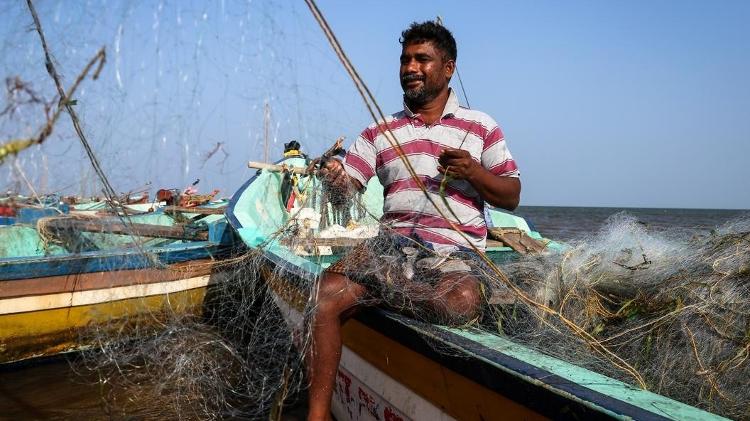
[
  {"xmin": 481, "ymin": 122, "xmax": 519, "ymax": 178},
  {"xmin": 343, "ymin": 129, "xmax": 377, "ymax": 187}
]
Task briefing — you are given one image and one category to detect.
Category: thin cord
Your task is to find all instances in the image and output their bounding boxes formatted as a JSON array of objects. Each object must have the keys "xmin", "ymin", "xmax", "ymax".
[
  {"xmin": 455, "ymin": 67, "xmax": 471, "ymax": 109},
  {"xmin": 26, "ymin": 0, "xmax": 153, "ymax": 262},
  {"xmin": 26, "ymin": 0, "xmax": 116, "ymax": 204},
  {"xmin": 436, "ymin": 16, "xmax": 470, "ymax": 108},
  {"xmin": 303, "ymin": 0, "xmax": 646, "ymax": 388}
]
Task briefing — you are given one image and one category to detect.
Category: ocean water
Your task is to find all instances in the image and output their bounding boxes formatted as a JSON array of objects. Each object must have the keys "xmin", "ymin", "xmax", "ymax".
[
  {"xmin": 515, "ymin": 206, "xmax": 748, "ymax": 242},
  {"xmin": 0, "ymin": 206, "xmax": 747, "ymax": 419}
]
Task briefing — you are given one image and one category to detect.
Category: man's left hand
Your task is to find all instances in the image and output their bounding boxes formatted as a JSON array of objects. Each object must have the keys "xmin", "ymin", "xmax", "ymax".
[{"xmin": 437, "ymin": 148, "xmax": 480, "ymax": 180}]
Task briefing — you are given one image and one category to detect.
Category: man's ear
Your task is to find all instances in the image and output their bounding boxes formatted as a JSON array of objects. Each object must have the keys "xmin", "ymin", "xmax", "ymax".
[{"xmin": 444, "ymin": 59, "xmax": 456, "ymax": 80}]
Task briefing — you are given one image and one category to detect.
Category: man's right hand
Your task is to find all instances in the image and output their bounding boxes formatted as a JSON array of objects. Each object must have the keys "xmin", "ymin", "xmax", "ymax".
[
  {"xmin": 318, "ymin": 158, "xmax": 347, "ymax": 187},
  {"xmin": 317, "ymin": 158, "xmax": 361, "ymax": 204}
]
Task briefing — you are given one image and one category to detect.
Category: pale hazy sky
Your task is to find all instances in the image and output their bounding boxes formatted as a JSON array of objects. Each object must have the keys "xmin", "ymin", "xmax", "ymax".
[{"xmin": 1, "ymin": 1, "xmax": 748, "ymax": 209}]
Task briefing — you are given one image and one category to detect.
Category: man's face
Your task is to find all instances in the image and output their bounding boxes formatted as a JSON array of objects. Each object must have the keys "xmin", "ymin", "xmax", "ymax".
[{"xmin": 399, "ymin": 41, "xmax": 455, "ymax": 106}]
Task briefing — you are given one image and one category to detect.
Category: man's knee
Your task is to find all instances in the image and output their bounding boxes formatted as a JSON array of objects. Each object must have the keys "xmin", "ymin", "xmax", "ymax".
[
  {"xmin": 457, "ymin": 281, "xmax": 481, "ymax": 302},
  {"xmin": 439, "ymin": 277, "xmax": 482, "ymax": 323},
  {"xmin": 452, "ymin": 283, "xmax": 481, "ymax": 311}
]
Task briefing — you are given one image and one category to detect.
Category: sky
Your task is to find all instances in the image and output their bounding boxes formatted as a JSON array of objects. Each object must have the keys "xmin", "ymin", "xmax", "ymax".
[{"xmin": 0, "ymin": 1, "xmax": 748, "ymax": 209}]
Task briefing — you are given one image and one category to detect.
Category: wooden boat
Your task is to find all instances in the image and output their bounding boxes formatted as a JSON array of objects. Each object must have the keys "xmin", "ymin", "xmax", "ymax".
[
  {"xmin": 0, "ymin": 194, "xmax": 166, "ymax": 222},
  {"xmin": 226, "ymin": 153, "xmax": 726, "ymax": 420},
  {"xmin": 0, "ymin": 203, "xmax": 238, "ymax": 364}
]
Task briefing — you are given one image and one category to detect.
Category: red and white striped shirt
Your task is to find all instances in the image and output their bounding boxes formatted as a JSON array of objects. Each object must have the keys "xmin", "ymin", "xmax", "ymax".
[{"xmin": 343, "ymin": 89, "xmax": 519, "ymax": 252}]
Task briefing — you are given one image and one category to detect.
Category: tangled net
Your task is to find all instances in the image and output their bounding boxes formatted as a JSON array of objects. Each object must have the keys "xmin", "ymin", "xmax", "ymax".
[
  {"xmin": 69, "ymin": 165, "xmax": 750, "ymax": 421},
  {"xmin": 499, "ymin": 213, "xmax": 750, "ymax": 420},
  {"xmin": 75, "ymin": 252, "xmax": 307, "ymax": 420}
]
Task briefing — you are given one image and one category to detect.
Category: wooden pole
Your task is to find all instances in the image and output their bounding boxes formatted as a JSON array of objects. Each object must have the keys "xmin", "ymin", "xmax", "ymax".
[
  {"xmin": 40, "ymin": 217, "xmax": 209, "ymax": 241},
  {"xmin": 164, "ymin": 206, "xmax": 226, "ymax": 215},
  {"xmin": 247, "ymin": 161, "xmax": 307, "ymax": 174},
  {"xmin": 263, "ymin": 101, "xmax": 270, "ymax": 163}
]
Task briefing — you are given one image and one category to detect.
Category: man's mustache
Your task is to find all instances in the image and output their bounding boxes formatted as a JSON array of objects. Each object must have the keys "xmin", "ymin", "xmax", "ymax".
[{"xmin": 401, "ymin": 74, "xmax": 424, "ymax": 84}]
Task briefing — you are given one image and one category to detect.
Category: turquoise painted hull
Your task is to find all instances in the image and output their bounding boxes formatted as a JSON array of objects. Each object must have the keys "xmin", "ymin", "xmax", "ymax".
[
  {"xmin": 0, "ymin": 206, "xmax": 236, "ymax": 280},
  {"xmin": 0, "ymin": 205, "xmax": 239, "ymax": 364}
]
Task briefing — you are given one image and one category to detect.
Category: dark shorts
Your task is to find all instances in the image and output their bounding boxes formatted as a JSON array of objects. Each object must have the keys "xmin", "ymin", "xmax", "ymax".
[{"xmin": 325, "ymin": 231, "xmax": 491, "ymax": 309}]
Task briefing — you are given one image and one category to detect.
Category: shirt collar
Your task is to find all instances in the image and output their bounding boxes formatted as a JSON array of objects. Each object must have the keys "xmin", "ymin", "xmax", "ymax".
[
  {"xmin": 403, "ymin": 88, "xmax": 461, "ymax": 120},
  {"xmin": 442, "ymin": 88, "xmax": 460, "ymax": 117}
]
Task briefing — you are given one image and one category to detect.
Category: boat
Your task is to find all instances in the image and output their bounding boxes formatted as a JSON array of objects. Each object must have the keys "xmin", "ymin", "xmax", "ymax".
[
  {"xmin": 0, "ymin": 200, "xmax": 239, "ymax": 364},
  {"xmin": 226, "ymin": 149, "xmax": 727, "ymax": 420}
]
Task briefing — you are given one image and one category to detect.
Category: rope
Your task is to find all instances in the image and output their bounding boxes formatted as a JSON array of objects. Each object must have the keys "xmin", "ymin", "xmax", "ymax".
[
  {"xmin": 435, "ymin": 16, "xmax": 470, "ymax": 108},
  {"xmin": 26, "ymin": 0, "xmax": 155, "ymax": 264},
  {"xmin": 303, "ymin": 0, "xmax": 646, "ymax": 388}
]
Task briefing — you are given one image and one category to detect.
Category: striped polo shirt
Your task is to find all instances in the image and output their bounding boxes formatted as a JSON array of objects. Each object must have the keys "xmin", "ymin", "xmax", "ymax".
[{"xmin": 343, "ymin": 89, "xmax": 519, "ymax": 252}]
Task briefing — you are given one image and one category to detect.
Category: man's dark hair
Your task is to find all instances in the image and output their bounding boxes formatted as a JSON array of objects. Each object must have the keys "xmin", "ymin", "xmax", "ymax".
[{"xmin": 400, "ymin": 21, "xmax": 457, "ymax": 62}]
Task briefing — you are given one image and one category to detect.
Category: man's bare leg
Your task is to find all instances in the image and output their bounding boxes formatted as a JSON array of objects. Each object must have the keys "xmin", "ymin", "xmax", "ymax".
[
  {"xmin": 388, "ymin": 272, "xmax": 482, "ymax": 324},
  {"xmin": 307, "ymin": 271, "xmax": 366, "ymax": 421},
  {"xmin": 430, "ymin": 272, "xmax": 482, "ymax": 323},
  {"xmin": 306, "ymin": 271, "xmax": 479, "ymax": 419}
]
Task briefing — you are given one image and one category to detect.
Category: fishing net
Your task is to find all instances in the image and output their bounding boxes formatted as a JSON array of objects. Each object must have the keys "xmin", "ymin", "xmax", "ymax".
[
  {"xmin": 1, "ymin": 2, "xmax": 749, "ymax": 421},
  {"xmin": 0, "ymin": 2, "xmax": 329, "ymax": 418},
  {"xmin": 500, "ymin": 213, "xmax": 750, "ymax": 419},
  {"xmin": 69, "ymin": 183, "xmax": 750, "ymax": 420}
]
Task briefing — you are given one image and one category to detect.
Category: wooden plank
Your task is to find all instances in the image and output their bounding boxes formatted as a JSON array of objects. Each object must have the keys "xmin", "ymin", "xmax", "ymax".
[
  {"xmin": 247, "ymin": 161, "xmax": 308, "ymax": 174},
  {"xmin": 164, "ymin": 206, "xmax": 225, "ymax": 215},
  {"xmin": 282, "ymin": 237, "xmax": 367, "ymax": 247},
  {"xmin": 342, "ymin": 320, "xmax": 548, "ymax": 421},
  {"xmin": 0, "ymin": 259, "xmax": 215, "ymax": 299},
  {"xmin": 40, "ymin": 218, "xmax": 208, "ymax": 241},
  {"xmin": 285, "ymin": 236, "xmax": 505, "ymax": 249},
  {"xmin": 488, "ymin": 227, "xmax": 546, "ymax": 253}
]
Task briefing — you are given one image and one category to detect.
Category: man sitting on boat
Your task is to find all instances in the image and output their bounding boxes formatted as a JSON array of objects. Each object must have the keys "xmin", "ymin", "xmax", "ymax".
[{"xmin": 308, "ymin": 21, "xmax": 521, "ymax": 419}]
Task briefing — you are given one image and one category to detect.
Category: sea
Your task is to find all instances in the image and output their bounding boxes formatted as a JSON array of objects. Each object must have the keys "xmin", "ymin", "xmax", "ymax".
[
  {"xmin": 515, "ymin": 205, "xmax": 748, "ymax": 242},
  {"xmin": 0, "ymin": 206, "xmax": 747, "ymax": 419}
]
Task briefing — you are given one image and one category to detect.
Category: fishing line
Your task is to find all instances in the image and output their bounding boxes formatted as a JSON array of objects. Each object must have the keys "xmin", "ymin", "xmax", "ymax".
[
  {"xmin": 26, "ymin": 0, "xmax": 154, "ymax": 262},
  {"xmin": 436, "ymin": 15, "xmax": 471, "ymax": 109},
  {"xmin": 304, "ymin": 0, "xmax": 646, "ymax": 387}
]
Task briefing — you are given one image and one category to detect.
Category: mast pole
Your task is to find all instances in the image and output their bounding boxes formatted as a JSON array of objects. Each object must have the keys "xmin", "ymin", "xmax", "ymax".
[{"xmin": 263, "ymin": 101, "xmax": 270, "ymax": 163}]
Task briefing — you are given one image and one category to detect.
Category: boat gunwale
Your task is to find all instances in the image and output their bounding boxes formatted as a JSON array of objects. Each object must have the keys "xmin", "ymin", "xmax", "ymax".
[{"xmin": 0, "ymin": 241, "xmax": 230, "ymax": 281}]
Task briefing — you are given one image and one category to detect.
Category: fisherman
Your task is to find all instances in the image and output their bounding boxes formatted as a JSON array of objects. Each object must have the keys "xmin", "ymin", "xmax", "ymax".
[{"xmin": 308, "ymin": 21, "xmax": 520, "ymax": 419}]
